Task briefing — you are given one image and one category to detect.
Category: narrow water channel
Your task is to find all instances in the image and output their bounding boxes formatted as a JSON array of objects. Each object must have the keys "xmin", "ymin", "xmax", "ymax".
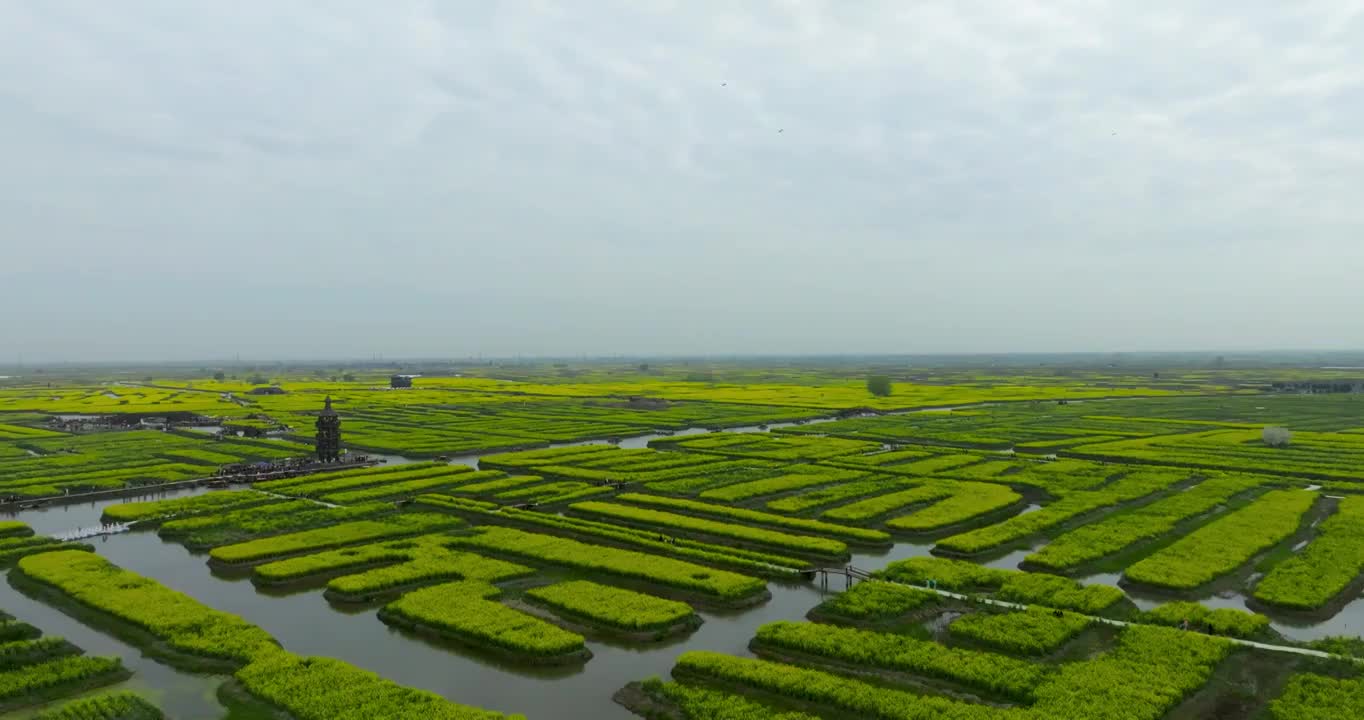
[
  {"xmin": 36, "ymin": 530, "xmax": 832, "ymax": 720},
  {"xmin": 0, "ymin": 569, "xmax": 227, "ymax": 719}
]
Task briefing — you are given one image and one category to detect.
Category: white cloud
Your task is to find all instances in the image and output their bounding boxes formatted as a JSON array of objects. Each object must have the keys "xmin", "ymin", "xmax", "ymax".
[{"xmin": 1, "ymin": 0, "xmax": 1362, "ymax": 359}]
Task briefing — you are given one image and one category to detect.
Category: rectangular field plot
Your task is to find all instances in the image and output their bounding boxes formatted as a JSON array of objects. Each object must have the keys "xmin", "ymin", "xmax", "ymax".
[
  {"xmin": 0, "ymin": 431, "xmax": 307, "ymax": 499},
  {"xmin": 298, "ymin": 399, "xmax": 826, "ymax": 457},
  {"xmin": 934, "ymin": 470, "xmax": 1190, "ymax": 555},
  {"xmin": 1253, "ymin": 495, "xmax": 1364, "ymax": 610},
  {"xmin": 660, "ymin": 622, "xmax": 1229, "ymax": 720},
  {"xmin": 1123, "ymin": 489, "xmax": 1318, "ymax": 590},
  {"xmin": 1070, "ymin": 429, "xmax": 1364, "ymax": 482},
  {"xmin": 650, "ymin": 433, "xmax": 880, "ymax": 462},
  {"xmin": 1024, "ymin": 473, "xmax": 1265, "ymax": 571}
]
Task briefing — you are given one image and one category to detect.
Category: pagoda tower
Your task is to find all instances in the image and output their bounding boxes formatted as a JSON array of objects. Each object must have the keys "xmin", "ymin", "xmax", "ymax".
[{"xmin": 315, "ymin": 396, "xmax": 342, "ymax": 462}]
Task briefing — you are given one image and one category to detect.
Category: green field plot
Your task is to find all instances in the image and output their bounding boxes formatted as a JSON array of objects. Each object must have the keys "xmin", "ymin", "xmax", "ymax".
[
  {"xmin": 159, "ymin": 500, "xmax": 396, "ymax": 549},
  {"xmin": 935, "ymin": 470, "xmax": 1189, "ymax": 555},
  {"xmin": 328, "ymin": 546, "xmax": 534, "ymax": 600},
  {"xmin": 651, "ymin": 433, "xmax": 880, "ymax": 462},
  {"xmin": 1024, "ymin": 473, "xmax": 1265, "ymax": 571},
  {"xmin": 818, "ymin": 483, "xmax": 956, "ymax": 523},
  {"xmin": 818, "ymin": 479, "xmax": 1022, "ymax": 530},
  {"xmin": 763, "ymin": 475, "xmax": 913, "ymax": 513},
  {"xmin": 990, "ymin": 458, "xmax": 1118, "ymax": 494},
  {"xmin": 415, "ymin": 494, "xmax": 808, "ymax": 577},
  {"xmin": 612, "ymin": 493, "xmax": 890, "ymax": 544},
  {"xmin": 1138, "ymin": 601, "xmax": 1269, "ymax": 638},
  {"xmin": 492, "ymin": 480, "xmax": 612, "ymax": 504},
  {"xmin": 256, "ymin": 462, "xmax": 475, "ymax": 499},
  {"xmin": 778, "ymin": 407, "xmax": 1235, "ymax": 450},
  {"xmin": 642, "ymin": 461, "xmax": 788, "ymax": 495},
  {"xmin": 630, "ymin": 679, "xmax": 820, "ymax": 720},
  {"xmin": 875, "ymin": 557, "xmax": 1126, "ymax": 613},
  {"xmin": 251, "ymin": 534, "xmax": 531, "ymax": 593},
  {"xmin": 1070, "ymin": 428, "xmax": 1364, "ymax": 481},
  {"xmin": 1253, "ymin": 495, "xmax": 1364, "ymax": 610},
  {"xmin": 809, "ymin": 580, "xmax": 939, "ymax": 623},
  {"xmin": 696, "ymin": 465, "xmax": 868, "ymax": 502},
  {"xmin": 0, "ymin": 423, "xmax": 64, "ymax": 440},
  {"xmin": 829, "ymin": 447, "xmax": 939, "ymax": 468},
  {"xmin": 235, "ymin": 649, "xmax": 522, "ymax": 719},
  {"xmin": 776, "ymin": 412, "xmax": 1030, "ymax": 447},
  {"xmin": 0, "ymin": 431, "xmax": 306, "ymax": 498},
  {"xmin": 671, "ymin": 622, "xmax": 1228, "ymax": 720},
  {"xmin": 484, "ymin": 444, "xmax": 782, "ymax": 489},
  {"xmin": 16, "ymin": 550, "xmax": 277, "ymax": 665},
  {"xmin": 1056, "ymin": 394, "xmax": 1364, "ymax": 432},
  {"xmin": 867, "ymin": 452, "xmax": 994, "ymax": 477},
  {"xmin": 1124, "ymin": 489, "xmax": 1318, "ymax": 590},
  {"xmin": 444, "ymin": 526, "xmax": 767, "ymax": 603},
  {"xmin": 525, "ymin": 580, "xmax": 697, "ymax": 633},
  {"xmin": 884, "ymin": 482, "xmax": 1023, "ymax": 532},
  {"xmin": 30, "ymin": 691, "xmax": 165, "ymax": 720},
  {"xmin": 0, "ymin": 526, "xmax": 93, "ymax": 567},
  {"xmin": 382, "ymin": 581, "xmax": 588, "ymax": 662},
  {"xmin": 102, "ymin": 490, "xmax": 281, "ymax": 524},
  {"xmin": 208, "ymin": 513, "xmax": 462, "ymax": 565},
  {"xmin": 948, "ymin": 607, "xmax": 1091, "ymax": 656},
  {"xmin": 568, "ymin": 501, "xmax": 849, "ymax": 559},
  {"xmin": 753, "ymin": 620, "xmax": 1048, "ymax": 701},
  {"xmin": 300, "ymin": 398, "xmax": 826, "ymax": 457},
  {"xmin": 0, "ymin": 604, "xmax": 130, "ymax": 715},
  {"xmin": 321, "ymin": 469, "xmax": 514, "ymax": 504},
  {"xmin": 14, "ymin": 548, "xmax": 519, "ymax": 716},
  {"xmin": 1268, "ymin": 673, "xmax": 1364, "ymax": 719}
]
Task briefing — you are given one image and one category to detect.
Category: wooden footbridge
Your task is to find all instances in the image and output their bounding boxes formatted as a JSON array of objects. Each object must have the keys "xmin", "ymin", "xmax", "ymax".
[{"xmin": 805, "ymin": 565, "xmax": 874, "ymax": 590}]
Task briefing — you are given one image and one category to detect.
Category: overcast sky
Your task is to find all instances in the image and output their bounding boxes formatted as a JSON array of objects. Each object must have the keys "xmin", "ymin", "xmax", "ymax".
[{"xmin": 3, "ymin": 1, "xmax": 1362, "ymax": 362}]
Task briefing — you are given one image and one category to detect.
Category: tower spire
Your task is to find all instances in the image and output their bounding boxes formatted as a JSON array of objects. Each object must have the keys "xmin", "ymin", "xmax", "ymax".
[{"xmin": 315, "ymin": 396, "xmax": 342, "ymax": 461}]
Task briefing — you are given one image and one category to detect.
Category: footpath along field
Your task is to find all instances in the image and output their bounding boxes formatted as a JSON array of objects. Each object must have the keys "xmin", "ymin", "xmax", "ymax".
[{"xmin": 4, "ymin": 368, "xmax": 1364, "ymax": 718}]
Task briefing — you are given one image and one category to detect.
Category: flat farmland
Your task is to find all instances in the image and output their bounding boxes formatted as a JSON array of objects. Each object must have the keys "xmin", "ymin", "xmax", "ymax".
[{"xmin": 0, "ymin": 367, "xmax": 1360, "ymax": 718}]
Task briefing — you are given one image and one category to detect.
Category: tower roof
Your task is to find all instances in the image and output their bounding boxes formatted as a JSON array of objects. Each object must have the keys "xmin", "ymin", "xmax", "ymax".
[{"xmin": 319, "ymin": 396, "xmax": 338, "ymax": 417}]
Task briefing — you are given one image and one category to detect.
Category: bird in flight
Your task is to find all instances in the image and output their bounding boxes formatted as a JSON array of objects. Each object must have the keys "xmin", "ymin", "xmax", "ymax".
[
  {"xmin": 721, "ymin": 82, "xmax": 727, "ymax": 86},
  {"xmin": 778, "ymin": 129, "xmax": 784, "ymax": 133}
]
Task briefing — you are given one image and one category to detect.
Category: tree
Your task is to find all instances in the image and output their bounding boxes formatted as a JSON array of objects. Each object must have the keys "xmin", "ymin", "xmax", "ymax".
[
  {"xmin": 213, "ymin": 371, "xmax": 226, "ymax": 381},
  {"xmin": 1263, "ymin": 426, "xmax": 1292, "ymax": 448},
  {"xmin": 247, "ymin": 374, "xmax": 267, "ymax": 385},
  {"xmin": 342, "ymin": 373, "xmax": 356, "ymax": 382},
  {"xmin": 866, "ymin": 375, "xmax": 893, "ymax": 397}
]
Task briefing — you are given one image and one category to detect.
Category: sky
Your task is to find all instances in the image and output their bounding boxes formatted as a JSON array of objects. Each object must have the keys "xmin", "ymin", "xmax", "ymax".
[{"xmin": 3, "ymin": 1, "xmax": 1363, "ymax": 362}]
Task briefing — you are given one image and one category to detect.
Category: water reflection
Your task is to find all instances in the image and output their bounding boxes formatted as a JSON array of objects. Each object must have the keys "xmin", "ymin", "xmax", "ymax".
[
  {"xmin": 60, "ymin": 531, "xmax": 831, "ymax": 720},
  {"xmin": 0, "ymin": 568, "xmax": 228, "ymax": 719}
]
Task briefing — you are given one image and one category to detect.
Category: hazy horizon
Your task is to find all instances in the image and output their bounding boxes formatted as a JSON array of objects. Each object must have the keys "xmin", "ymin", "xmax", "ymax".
[{"xmin": 4, "ymin": 2, "xmax": 1363, "ymax": 362}]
